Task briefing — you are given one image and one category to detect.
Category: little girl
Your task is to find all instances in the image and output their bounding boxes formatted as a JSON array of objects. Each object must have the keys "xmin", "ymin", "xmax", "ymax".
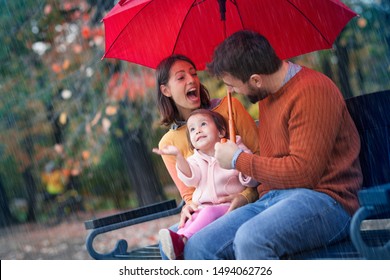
[{"xmin": 153, "ymin": 109, "xmax": 257, "ymax": 259}]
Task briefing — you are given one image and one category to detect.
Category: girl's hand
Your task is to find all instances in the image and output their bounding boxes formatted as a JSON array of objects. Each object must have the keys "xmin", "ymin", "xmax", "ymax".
[
  {"xmin": 178, "ymin": 202, "xmax": 198, "ymax": 228},
  {"xmin": 152, "ymin": 145, "xmax": 180, "ymax": 156}
]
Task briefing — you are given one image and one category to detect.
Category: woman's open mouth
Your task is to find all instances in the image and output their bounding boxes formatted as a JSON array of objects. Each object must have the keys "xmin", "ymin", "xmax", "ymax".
[{"xmin": 186, "ymin": 89, "xmax": 199, "ymax": 101}]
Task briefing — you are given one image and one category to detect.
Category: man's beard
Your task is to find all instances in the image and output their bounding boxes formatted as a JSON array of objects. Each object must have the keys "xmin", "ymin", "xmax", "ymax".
[{"xmin": 246, "ymin": 84, "xmax": 269, "ymax": 104}]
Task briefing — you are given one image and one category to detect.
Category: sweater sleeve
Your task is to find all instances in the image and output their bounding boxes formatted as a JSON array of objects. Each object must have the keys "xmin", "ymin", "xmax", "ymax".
[
  {"xmin": 237, "ymin": 80, "xmax": 344, "ymax": 189},
  {"xmin": 236, "ymin": 136, "xmax": 259, "ymax": 187}
]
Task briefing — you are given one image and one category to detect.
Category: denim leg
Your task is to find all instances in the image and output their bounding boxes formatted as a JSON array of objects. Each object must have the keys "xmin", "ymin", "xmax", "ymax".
[
  {"xmin": 234, "ymin": 189, "xmax": 351, "ymax": 259},
  {"xmin": 184, "ymin": 201, "xmax": 266, "ymax": 259}
]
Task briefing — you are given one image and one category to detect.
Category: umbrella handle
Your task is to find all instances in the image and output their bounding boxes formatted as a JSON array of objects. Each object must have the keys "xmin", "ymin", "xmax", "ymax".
[{"xmin": 227, "ymin": 91, "xmax": 236, "ymax": 143}]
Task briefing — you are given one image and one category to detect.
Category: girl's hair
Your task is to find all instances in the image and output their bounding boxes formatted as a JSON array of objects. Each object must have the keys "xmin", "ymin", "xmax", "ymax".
[
  {"xmin": 207, "ymin": 30, "xmax": 282, "ymax": 82},
  {"xmin": 156, "ymin": 54, "xmax": 211, "ymax": 126},
  {"xmin": 186, "ymin": 109, "xmax": 228, "ymax": 150}
]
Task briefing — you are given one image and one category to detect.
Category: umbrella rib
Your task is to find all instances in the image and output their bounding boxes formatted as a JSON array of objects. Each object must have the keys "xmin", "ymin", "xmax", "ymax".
[
  {"xmin": 193, "ymin": 0, "xmax": 207, "ymax": 6},
  {"xmin": 286, "ymin": 0, "xmax": 332, "ymax": 45},
  {"xmin": 172, "ymin": 0, "xmax": 199, "ymax": 56},
  {"xmin": 229, "ymin": 0, "xmax": 245, "ymax": 37}
]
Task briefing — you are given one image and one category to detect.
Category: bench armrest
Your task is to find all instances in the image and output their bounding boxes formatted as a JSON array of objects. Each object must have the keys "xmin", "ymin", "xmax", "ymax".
[
  {"xmin": 357, "ymin": 184, "xmax": 390, "ymax": 207},
  {"xmin": 84, "ymin": 199, "xmax": 184, "ymax": 259},
  {"xmin": 350, "ymin": 183, "xmax": 390, "ymax": 259}
]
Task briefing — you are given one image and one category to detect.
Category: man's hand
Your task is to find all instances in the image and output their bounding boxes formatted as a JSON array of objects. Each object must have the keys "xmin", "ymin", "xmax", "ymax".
[
  {"xmin": 179, "ymin": 202, "xmax": 198, "ymax": 228},
  {"xmin": 215, "ymin": 140, "xmax": 239, "ymax": 169},
  {"xmin": 218, "ymin": 193, "xmax": 248, "ymax": 213}
]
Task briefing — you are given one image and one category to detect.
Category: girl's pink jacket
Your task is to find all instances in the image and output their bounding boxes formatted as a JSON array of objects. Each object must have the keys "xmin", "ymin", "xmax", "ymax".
[{"xmin": 177, "ymin": 136, "xmax": 257, "ymax": 205}]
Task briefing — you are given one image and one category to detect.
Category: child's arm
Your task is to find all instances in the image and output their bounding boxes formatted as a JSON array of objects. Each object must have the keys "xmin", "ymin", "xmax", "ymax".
[{"xmin": 152, "ymin": 146, "xmax": 192, "ymax": 177}]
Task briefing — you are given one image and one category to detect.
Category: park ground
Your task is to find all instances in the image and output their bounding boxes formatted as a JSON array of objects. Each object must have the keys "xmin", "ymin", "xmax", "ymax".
[{"xmin": 0, "ymin": 209, "xmax": 179, "ymax": 260}]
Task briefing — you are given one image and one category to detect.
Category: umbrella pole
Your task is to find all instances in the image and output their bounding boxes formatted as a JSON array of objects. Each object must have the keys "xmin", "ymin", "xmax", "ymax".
[{"xmin": 227, "ymin": 91, "xmax": 236, "ymax": 143}]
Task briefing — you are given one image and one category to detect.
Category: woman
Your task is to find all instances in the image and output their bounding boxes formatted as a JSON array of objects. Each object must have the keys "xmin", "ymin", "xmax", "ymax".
[{"xmin": 156, "ymin": 54, "xmax": 260, "ymax": 228}]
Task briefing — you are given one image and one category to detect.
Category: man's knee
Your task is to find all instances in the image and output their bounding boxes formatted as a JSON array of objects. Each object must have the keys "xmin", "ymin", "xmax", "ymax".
[
  {"xmin": 233, "ymin": 222, "xmax": 272, "ymax": 259},
  {"xmin": 233, "ymin": 222, "xmax": 253, "ymax": 252},
  {"xmin": 184, "ymin": 229, "xmax": 235, "ymax": 260}
]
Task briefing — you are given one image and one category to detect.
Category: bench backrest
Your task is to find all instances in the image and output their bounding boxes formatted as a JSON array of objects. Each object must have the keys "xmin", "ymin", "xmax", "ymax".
[{"xmin": 345, "ymin": 90, "xmax": 390, "ymax": 188}]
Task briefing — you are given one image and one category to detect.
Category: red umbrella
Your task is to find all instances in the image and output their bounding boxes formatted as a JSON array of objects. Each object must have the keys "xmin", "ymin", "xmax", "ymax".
[
  {"xmin": 102, "ymin": 0, "xmax": 357, "ymax": 140},
  {"xmin": 103, "ymin": 0, "xmax": 356, "ymax": 70}
]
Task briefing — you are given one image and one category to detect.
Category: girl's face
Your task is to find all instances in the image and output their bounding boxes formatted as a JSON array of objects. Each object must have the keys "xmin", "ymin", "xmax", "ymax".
[
  {"xmin": 160, "ymin": 60, "xmax": 201, "ymax": 120},
  {"xmin": 187, "ymin": 113, "xmax": 224, "ymax": 156}
]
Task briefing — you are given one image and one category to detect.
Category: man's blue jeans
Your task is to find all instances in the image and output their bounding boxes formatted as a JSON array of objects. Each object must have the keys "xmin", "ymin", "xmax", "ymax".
[{"xmin": 183, "ymin": 188, "xmax": 351, "ymax": 259}]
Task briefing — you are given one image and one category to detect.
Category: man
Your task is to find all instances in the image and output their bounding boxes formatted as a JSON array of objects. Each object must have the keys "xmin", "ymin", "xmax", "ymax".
[{"xmin": 184, "ymin": 30, "xmax": 362, "ymax": 259}]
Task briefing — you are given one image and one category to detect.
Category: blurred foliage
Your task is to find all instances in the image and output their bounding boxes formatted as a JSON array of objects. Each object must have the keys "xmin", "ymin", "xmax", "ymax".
[
  {"xmin": 0, "ymin": 0, "xmax": 169, "ymax": 218},
  {"xmin": 0, "ymin": 0, "xmax": 389, "ymax": 220}
]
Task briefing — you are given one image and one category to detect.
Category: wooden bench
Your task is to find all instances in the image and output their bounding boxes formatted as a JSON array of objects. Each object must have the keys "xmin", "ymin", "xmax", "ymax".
[{"xmin": 84, "ymin": 90, "xmax": 390, "ymax": 260}]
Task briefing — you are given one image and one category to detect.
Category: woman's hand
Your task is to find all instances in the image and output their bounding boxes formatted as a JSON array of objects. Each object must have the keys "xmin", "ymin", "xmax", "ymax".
[
  {"xmin": 218, "ymin": 193, "xmax": 249, "ymax": 213},
  {"xmin": 179, "ymin": 202, "xmax": 198, "ymax": 228}
]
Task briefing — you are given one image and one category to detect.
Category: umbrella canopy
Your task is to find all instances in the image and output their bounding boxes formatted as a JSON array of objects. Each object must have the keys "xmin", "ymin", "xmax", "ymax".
[{"xmin": 103, "ymin": 0, "xmax": 357, "ymax": 70}]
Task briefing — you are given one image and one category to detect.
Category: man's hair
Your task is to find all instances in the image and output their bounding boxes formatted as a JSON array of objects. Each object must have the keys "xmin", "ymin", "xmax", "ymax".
[
  {"xmin": 207, "ymin": 30, "xmax": 282, "ymax": 82},
  {"xmin": 156, "ymin": 54, "xmax": 210, "ymax": 126}
]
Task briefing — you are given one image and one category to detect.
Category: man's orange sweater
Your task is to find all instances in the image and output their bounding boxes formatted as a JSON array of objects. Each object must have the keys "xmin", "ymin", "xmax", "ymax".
[{"xmin": 236, "ymin": 67, "xmax": 362, "ymax": 215}]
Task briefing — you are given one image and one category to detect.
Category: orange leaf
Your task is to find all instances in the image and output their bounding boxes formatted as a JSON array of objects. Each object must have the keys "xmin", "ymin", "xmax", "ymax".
[
  {"xmin": 51, "ymin": 63, "xmax": 62, "ymax": 73},
  {"xmin": 81, "ymin": 26, "xmax": 91, "ymax": 39}
]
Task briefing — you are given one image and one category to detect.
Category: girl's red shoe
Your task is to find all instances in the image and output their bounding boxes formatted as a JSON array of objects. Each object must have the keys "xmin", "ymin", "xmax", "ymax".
[{"xmin": 159, "ymin": 229, "xmax": 185, "ymax": 260}]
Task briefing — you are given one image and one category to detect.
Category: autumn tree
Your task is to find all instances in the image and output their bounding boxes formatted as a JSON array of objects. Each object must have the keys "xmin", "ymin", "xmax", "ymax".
[{"xmin": 0, "ymin": 0, "xmax": 169, "ymax": 220}]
